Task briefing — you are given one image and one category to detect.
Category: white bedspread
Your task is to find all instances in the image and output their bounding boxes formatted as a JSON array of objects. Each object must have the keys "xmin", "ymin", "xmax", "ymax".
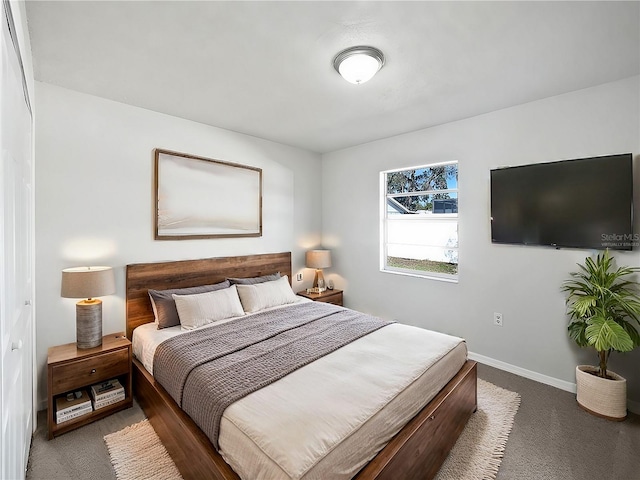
[{"xmin": 133, "ymin": 305, "xmax": 467, "ymax": 480}]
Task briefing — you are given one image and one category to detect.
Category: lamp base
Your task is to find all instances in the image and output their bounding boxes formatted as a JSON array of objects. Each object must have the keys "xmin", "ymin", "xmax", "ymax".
[
  {"xmin": 312, "ymin": 269, "xmax": 326, "ymax": 289},
  {"xmin": 76, "ymin": 299, "xmax": 103, "ymax": 349}
]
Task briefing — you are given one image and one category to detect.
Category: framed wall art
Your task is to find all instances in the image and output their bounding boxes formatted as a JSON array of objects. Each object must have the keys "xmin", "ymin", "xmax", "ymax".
[{"xmin": 154, "ymin": 149, "xmax": 262, "ymax": 239}]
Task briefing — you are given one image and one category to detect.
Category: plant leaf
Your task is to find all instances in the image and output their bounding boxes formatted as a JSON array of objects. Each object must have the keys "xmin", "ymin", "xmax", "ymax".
[
  {"xmin": 569, "ymin": 295, "xmax": 597, "ymax": 318},
  {"xmin": 618, "ymin": 319, "xmax": 640, "ymax": 348},
  {"xmin": 586, "ymin": 316, "xmax": 634, "ymax": 352},
  {"xmin": 568, "ymin": 321, "xmax": 589, "ymax": 347}
]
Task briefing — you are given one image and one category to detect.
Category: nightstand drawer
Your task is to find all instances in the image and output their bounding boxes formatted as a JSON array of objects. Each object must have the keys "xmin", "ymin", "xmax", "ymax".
[
  {"xmin": 316, "ymin": 291, "xmax": 343, "ymax": 305},
  {"xmin": 297, "ymin": 289, "xmax": 343, "ymax": 306},
  {"xmin": 51, "ymin": 348, "xmax": 129, "ymax": 395}
]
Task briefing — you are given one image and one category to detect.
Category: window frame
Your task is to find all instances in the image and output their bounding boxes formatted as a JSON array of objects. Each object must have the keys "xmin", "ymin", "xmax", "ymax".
[{"xmin": 380, "ymin": 160, "xmax": 459, "ymax": 282}]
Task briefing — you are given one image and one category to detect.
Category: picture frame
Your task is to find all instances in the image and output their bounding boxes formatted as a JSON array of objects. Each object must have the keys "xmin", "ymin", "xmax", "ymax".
[{"xmin": 154, "ymin": 149, "xmax": 262, "ymax": 240}]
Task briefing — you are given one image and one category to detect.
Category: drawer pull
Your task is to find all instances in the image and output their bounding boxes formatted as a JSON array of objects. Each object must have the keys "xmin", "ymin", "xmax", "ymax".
[{"xmin": 90, "ymin": 369, "xmax": 96, "ymax": 374}]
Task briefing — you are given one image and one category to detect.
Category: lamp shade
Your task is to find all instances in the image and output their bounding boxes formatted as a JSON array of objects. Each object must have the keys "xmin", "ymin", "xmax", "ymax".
[
  {"xmin": 306, "ymin": 250, "xmax": 332, "ymax": 269},
  {"xmin": 61, "ymin": 266, "xmax": 116, "ymax": 299}
]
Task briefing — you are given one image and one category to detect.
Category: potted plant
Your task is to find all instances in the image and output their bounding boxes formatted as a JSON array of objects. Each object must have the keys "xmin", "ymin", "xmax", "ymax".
[{"xmin": 562, "ymin": 249, "xmax": 640, "ymax": 420}]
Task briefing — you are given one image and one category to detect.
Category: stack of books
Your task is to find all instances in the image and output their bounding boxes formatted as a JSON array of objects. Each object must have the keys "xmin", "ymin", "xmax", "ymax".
[
  {"xmin": 90, "ymin": 378, "xmax": 125, "ymax": 410},
  {"xmin": 55, "ymin": 390, "xmax": 92, "ymax": 424}
]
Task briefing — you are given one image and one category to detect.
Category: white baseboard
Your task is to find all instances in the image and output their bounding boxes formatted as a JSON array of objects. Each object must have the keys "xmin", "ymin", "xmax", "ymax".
[
  {"xmin": 468, "ymin": 351, "xmax": 640, "ymax": 415},
  {"xmin": 468, "ymin": 351, "xmax": 577, "ymax": 393}
]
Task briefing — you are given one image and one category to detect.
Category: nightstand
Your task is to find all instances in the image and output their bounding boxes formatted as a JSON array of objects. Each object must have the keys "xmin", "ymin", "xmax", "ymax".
[
  {"xmin": 297, "ymin": 289, "xmax": 343, "ymax": 306},
  {"xmin": 47, "ymin": 332, "xmax": 133, "ymax": 439}
]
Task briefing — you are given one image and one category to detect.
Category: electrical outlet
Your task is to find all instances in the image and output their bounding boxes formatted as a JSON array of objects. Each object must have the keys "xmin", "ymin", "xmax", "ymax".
[
  {"xmin": 296, "ymin": 273, "xmax": 303, "ymax": 282},
  {"xmin": 493, "ymin": 312, "xmax": 503, "ymax": 327}
]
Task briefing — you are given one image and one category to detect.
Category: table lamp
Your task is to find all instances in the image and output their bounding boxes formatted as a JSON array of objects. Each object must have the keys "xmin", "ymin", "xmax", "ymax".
[
  {"xmin": 61, "ymin": 266, "xmax": 115, "ymax": 349},
  {"xmin": 305, "ymin": 250, "xmax": 332, "ymax": 292}
]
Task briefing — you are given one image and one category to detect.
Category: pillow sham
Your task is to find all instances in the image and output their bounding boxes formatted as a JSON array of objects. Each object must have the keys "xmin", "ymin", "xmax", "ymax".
[
  {"xmin": 228, "ymin": 272, "xmax": 281, "ymax": 285},
  {"xmin": 172, "ymin": 285, "xmax": 245, "ymax": 330},
  {"xmin": 236, "ymin": 275, "xmax": 298, "ymax": 313},
  {"xmin": 149, "ymin": 280, "xmax": 231, "ymax": 329}
]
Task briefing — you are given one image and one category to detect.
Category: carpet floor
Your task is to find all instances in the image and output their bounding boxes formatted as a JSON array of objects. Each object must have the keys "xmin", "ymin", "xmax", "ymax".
[{"xmin": 26, "ymin": 363, "xmax": 640, "ymax": 480}]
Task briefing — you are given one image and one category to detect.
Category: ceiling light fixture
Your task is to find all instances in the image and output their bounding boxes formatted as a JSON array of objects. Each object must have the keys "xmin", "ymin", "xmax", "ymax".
[{"xmin": 333, "ymin": 46, "xmax": 385, "ymax": 85}]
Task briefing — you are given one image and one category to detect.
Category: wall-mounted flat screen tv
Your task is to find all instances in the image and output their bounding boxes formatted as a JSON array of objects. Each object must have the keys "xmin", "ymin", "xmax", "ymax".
[{"xmin": 490, "ymin": 153, "xmax": 633, "ymax": 251}]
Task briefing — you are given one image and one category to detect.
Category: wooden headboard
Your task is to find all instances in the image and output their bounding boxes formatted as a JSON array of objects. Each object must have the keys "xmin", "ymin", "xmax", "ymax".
[{"xmin": 125, "ymin": 252, "xmax": 292, "ymax": 339}]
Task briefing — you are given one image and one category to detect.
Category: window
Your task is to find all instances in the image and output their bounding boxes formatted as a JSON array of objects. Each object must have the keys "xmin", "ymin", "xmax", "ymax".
[{"xmin": 381, "ymin": 161, "xmax": 458, "ymax": 280}]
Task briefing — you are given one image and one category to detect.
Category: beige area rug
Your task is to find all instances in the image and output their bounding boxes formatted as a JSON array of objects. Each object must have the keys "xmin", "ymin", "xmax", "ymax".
[
  {"xmin": 104, "ymin": 419, "xmax": 184, "ymax": 480},
  {"xmin": 105, "ymin": 379, "xmax": 520, "ymax": 480},
  {"xmin": 435, "ymin": 379, "xmax": 521, "ymax": 480}
]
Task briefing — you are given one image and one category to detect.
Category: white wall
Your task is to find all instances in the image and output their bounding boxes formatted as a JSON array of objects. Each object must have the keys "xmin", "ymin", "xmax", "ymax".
[
  {"xmin": 34, "ymin": 82, "xmax": 322, "ymax": 407},
  {"xmin": 322, "ymin": 77, "xmax": 640, "ymax": 406}
]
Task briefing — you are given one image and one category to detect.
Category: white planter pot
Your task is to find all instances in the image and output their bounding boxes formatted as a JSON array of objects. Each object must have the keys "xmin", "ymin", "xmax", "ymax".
[{"xmin": 576, "ymin": 365, "xmax": 627, "ymax": 421}]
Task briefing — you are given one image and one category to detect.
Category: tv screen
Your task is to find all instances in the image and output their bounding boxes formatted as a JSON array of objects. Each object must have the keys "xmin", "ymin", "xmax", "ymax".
[{"xmin": 490, "ymin": 153, "xmax": 633, "ymax": 251}]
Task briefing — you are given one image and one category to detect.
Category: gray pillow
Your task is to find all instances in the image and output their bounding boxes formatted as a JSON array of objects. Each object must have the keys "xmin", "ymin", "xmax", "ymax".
[
  {"xmin": 149, "ymin": 280, "xmax": 231, "ymax": 329},
  {"xmin": 228, "ymin": 272, "xmax": 281, "ymax": 285}
]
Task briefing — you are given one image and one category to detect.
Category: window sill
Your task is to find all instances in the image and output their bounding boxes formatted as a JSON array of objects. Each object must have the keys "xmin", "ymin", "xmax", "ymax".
[{"xmin": 380, "ymin": 268, "xmax": 458, "ymax": 284}]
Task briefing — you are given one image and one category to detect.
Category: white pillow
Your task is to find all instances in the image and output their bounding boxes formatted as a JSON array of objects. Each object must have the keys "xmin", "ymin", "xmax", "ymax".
[
  {"xmin": 236, "ymin": 275, "xmax": 298, "ymax": 313},
  {"xmin": 172, "ymin": 285, "xmax": 245, "ymax": 330}
]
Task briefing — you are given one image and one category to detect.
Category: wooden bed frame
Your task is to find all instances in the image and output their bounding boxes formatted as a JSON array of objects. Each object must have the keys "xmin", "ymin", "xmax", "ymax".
[{"xmin": 126, "ymin": 252, "xmax": 477, "ymax": 480}]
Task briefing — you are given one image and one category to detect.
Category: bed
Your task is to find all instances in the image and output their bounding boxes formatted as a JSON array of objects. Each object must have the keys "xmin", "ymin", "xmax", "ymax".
[{"xmin": 126, "ymin": 252, "xmax": 477, "ymax": 480}]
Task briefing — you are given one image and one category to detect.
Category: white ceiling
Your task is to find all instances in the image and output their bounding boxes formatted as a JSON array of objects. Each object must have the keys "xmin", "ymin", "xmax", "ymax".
[{"xmin": 26, "ymin": 1, "xmax": 640, "ymax": 154}]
